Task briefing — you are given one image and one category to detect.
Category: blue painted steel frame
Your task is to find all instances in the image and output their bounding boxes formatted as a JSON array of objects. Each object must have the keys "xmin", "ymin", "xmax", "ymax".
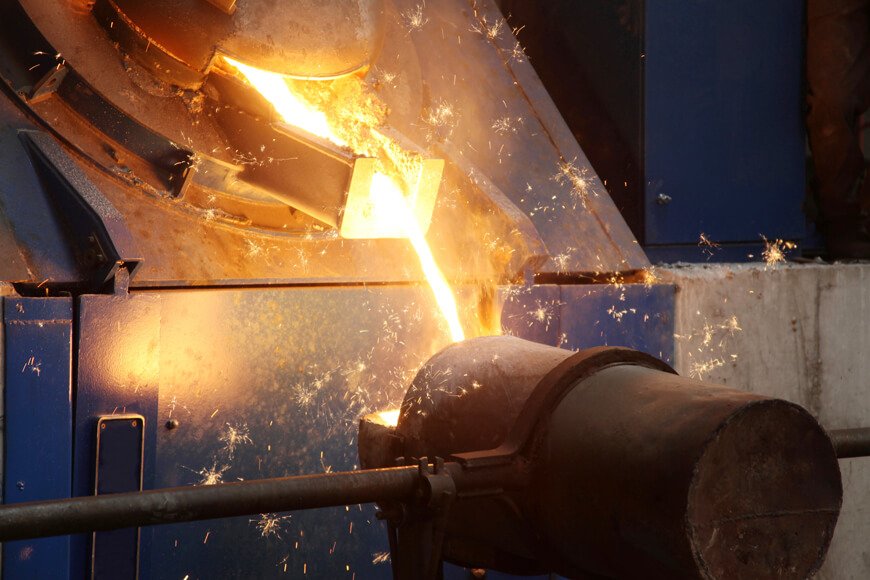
[
  {"xmin": 3, "ymin": 297, "xmax": 73, "ymax": 579},
  {"xmin": 644, "ymin": 0, "xmax": 806, "ymax": 251}
]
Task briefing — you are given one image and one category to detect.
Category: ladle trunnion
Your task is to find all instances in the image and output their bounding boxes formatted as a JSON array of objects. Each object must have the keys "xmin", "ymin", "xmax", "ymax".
[{"xmin": 365, "ymin": 336, "xmax": 843, "ymax": 579}]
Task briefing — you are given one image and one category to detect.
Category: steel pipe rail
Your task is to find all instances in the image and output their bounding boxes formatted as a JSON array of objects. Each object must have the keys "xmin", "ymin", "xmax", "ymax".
[
  {"xmin": 0, "ymin": 461, "xmax": 522, "ymax": 543},
  {"xmin": 0, "ymin": 427, "xmax": 864, "ymax": 546},
  {"xmin": 829, "ymin": 428, "xmax": 870, "ymax": 459},
  {"xmin": 0, "ymin": 465, "xmax": 419, "ymax": 542}
]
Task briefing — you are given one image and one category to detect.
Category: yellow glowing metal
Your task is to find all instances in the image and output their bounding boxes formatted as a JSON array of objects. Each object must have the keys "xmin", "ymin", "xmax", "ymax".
[
  {"xmin": 341, "ymin": 158, "xmax": 443, "ymax": 239},
  {"xmin": 369, "ymin": 174, "xmax": 464, "ymax": 341},
  {"xmin": 375, "ymin": 408, "xmax": 401, "ymax": 427},
  {"xmin": 224, "ymin": 56, "xmax": 343, "ymax": 145},
  {"xmin": 223, "ymin": 56, "xmax": 465, "ymax": 342}
]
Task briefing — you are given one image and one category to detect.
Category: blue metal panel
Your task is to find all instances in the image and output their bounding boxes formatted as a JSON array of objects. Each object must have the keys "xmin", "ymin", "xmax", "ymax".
[
  {"xmin": 147, "ymin": 287, "xmax": 471, "ymax": 579},
  {"xmin": 68, "ymin": 283, "xmax": 674, "ymax": 578},
  {"xmin": 3, "ymin": 296, "xmax": 73, "ymax": 579},
  {"xmin": 644, "ymin": 0, "xmax": 805, "ymax": 246},
  {"xmin": 71, "ymin": 287, "xmax": 460, "ymax": 579},
  {"xmin": 559, "ymin": 284, "xmax": 674, "ymax": 364},
  {"xmin": 72, "ymin": 294, "xmax": 161, "ymax": 580},
  {"xmin": 645, "ymin": 243, "xmax": 768, "ymax": 264},
  {"xmin": 502, "ymin": 284, "xmax": 674, "ymax": 362},
  {"xmin": 499, "ymin": 285, "xmax": 563, "ymax": 346}
]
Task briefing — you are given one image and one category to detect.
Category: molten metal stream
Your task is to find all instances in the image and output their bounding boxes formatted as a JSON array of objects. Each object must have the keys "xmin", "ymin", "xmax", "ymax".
[
  {"xmin": 370, "ymin": 174, "xmax": 465, "ymax": 341},
  {"xmin": 225, "ymin": 57, "xmax": 465, "ymax": 342},
  {"xmin": 224, "ymin": 57, "xmax": 342, "ymax": 145}
]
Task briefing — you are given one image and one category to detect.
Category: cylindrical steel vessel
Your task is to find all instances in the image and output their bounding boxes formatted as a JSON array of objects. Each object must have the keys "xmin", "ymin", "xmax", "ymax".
[{"xmin": 380, "ymin": 335, "xmax": 843, "ymax": 579}]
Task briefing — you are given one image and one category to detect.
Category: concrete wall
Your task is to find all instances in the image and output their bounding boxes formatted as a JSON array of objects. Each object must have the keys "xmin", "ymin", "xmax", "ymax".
[{"xmin": 660, "ymin": 263, "xmax": 870, "ymax": 579}]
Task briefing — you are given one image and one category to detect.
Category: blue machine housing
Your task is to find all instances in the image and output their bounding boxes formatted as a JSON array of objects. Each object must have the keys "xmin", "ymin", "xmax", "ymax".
[{"xmin": 499, "ymin": 0, "xmax": 807, "ymax": 262}]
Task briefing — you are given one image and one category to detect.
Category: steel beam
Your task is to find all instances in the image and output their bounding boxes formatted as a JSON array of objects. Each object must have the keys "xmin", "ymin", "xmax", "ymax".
[{"xmin": 829, "ymin": 428, "xmax": 870, "ymax": 459}]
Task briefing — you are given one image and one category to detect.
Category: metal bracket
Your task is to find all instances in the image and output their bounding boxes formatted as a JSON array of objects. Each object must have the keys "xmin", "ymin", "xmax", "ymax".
[
  {"xmin": 28, "ymin": 63, "xmax": 69, "ymax": 104},
  {"xmin": 380, "ymin": 456, "xmax": 456, "ymax": 580},
  {"xmin": 18, "ymin": 130, "xmax": 143, "ymax": 292}
]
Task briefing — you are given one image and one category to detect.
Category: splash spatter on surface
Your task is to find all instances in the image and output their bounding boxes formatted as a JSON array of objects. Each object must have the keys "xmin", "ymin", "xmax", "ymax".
[
  {"xmin": 552, "ymin": 247, "xmax": 576, "ymax": 274},
  {"xmin": 196, "ymin": 463, "xmax": 230, "ymax": 486},
  {"xmin": 676, "ymin": 314, "xmax": 743, "ymax": 380},
  {"xmin": 698, "ymin": 233, "xmax": 721, "ymax": 260},
  {"xmin": 522, "ymin": 298, "xmax": 563, "ymax": 331},
  {"xmin": 470, "ymin": 15, "xmax": 505, "ymax": 41},
  {"xmin": 251, "ymin": 513, "xmax": 292, "ymax": 540},
  {"xmin": 422, "ymin": 98, "xmax": 458, "ymax": 143},
  {"xmin": 219, "ymin": 422, "xmax": 253, "ymax": 459},
  {"xmin": 401, "ymin": 3, "xmax": 429, "ymax": 33},
  {"xmin": 491, "ymin": 115, "xmax": 523, "ymax": 135},
  {"xmin": 640, "ymin": 267, "xmax": 660, "ymax": 288},
  {"xmin": 761, "ymin": 236, "xmax": 797, "ymax": 268},
  {"xmin": 554, "ymin": 159, "xmax": 595, "ymax": 209}
]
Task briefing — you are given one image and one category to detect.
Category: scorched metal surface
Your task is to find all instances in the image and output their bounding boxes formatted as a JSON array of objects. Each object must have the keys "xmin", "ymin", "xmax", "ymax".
[{"xmin": 0, "ymin": 0, "xmax": 647, "ymax": 290}]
